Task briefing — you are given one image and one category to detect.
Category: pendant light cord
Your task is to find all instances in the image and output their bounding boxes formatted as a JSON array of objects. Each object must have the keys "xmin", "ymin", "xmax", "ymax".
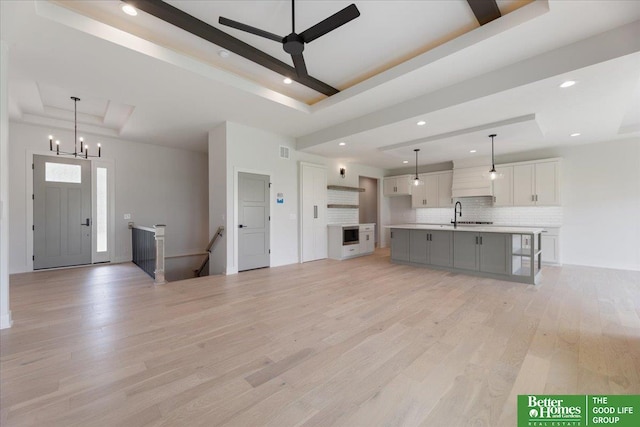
[
  {"xmin": 489, "ymin": 134, "xmax": 497, "ymax": 171},
  {"xmin": 491, "ymin": 135, "xmax": 494, "ymax": 169},
  {"xmin": 414, "ymin": 149, "xmax": 419, "ymax": 179},
  {"xmin": 73, "ymin": 97, "xmax": 78, "ymax": 156}
]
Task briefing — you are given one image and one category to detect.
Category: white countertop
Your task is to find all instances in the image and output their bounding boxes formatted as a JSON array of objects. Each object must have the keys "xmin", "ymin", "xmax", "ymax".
[
  {"xmin": 328, "ymin": 223, "xmax": 375, "ymax": 227},
  {"xmin": 386, "ymin": 223, "xmax": 544, "ymax": 234}
]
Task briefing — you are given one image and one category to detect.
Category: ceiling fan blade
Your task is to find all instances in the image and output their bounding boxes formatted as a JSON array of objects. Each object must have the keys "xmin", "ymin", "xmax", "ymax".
[
  {"xmin": 299, "ymin": 4, "xmax": 360, "ymax": 43},
  {"xmin": 291, "ymin": 53, "xmax": 308, "ymax": 78},
  {"xmin": 218, "ymin": 16, "xmax": 283, "ymax": 42}
]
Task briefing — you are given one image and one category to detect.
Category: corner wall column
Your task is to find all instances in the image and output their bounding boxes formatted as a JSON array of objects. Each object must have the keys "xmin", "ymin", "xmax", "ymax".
[{"xmin": 0, "ymin": 40, "xmax": 12, "ymax": 329}]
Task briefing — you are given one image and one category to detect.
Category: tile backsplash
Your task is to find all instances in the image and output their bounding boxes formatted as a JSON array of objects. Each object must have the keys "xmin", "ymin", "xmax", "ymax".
[
  {"xmin": 415, "ymin": 196, "xmax": 563, "ymax": 227},
  {"xmin": 327, "ymin": 189, "xmax": 359, "ymax": 224}
]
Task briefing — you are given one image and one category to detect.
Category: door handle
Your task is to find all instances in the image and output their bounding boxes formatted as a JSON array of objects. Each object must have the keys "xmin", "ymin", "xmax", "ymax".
[
  {"xmin": 314, "ymin": 205, "xmax": 318, "ymax": 219},
  {"xmin": 475, "ymin": 236, "xmax": 478, "ymax": 244},
  {"xmin": 81, "ymin": 218, "xmax": 91, "ymax": 226},
  {"xmin": 479, "ymin": 236, "xmax": 483, "ymax": 245},
  {"xmin": 238, "ymin": 224, "xmax": 244, "ymax": 228}
]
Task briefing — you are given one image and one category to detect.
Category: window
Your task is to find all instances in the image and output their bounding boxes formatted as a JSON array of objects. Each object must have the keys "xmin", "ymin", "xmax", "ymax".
[
  {"xmin": 45, "ymin": 162, "xmax": 81, "ymax": 183},
  {"xmin": 96, "ymin": 167, "xmax": 108, "ymax": 252}
]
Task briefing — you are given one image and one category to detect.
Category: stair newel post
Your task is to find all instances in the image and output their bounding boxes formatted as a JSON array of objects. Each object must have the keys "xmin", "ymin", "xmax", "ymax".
[{"xmin": 153, "ymin": 224, "xmax": 167, "ymax": 285}]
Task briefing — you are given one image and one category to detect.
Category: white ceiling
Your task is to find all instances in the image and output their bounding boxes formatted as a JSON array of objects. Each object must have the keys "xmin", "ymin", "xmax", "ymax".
[{"xmin": 2, "ymin": 0, "xmax": 639, "ymax": 170}]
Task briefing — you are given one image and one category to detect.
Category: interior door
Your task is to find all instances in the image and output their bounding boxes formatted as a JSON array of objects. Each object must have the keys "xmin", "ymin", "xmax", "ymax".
[
  {"xmin": 33, "ymin": 155, "xmax": 92, "ymax": 269},
  {"xmin": 238, "ymin": 172, "xmax": 270, "ymax": 271}
]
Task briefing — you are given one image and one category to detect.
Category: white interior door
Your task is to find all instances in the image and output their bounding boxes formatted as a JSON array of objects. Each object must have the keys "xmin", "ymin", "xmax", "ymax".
[
  {"xmin": 238, "ymin": 172, "xmax": 270, "ymax": 271},
  {"xmin": 33, "ymin": 155, "xmax": 91, "ymax": 269},
  {"xmin": 300, "ymin": 163, "xmax": 327, "ymax": 262}
]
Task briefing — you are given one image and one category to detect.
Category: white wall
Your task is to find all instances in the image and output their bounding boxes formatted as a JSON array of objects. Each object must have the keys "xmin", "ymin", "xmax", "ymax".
[
  {"xmin": 8, "ymin": 122, "xmax": 208, "ymax": 273},
  {"xmin": 210, "ymin": 121, "xmax": 389, "ymax": 274},
  {"xmin": 559, "ymin": 138, "xmax": 639, "ymax": 270},
  {"xmin": 0, "ymin": 40, "xmax": 12, "ymax": 328},
  {"xmin": 208, "ymin": 122, "xmax": 228, "ymax": 275}
]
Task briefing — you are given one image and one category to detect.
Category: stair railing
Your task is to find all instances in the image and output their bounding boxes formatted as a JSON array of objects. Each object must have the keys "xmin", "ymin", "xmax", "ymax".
[
  {"xmin": 195, "ymin": 226, "xmax": 225, "ymax": 277},
  {"xmin": 131, "ymin": 223, "xmax": 166, "ymax": 285}
]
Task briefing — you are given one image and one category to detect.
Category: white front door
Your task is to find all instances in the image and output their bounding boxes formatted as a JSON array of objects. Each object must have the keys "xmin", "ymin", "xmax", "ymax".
[{"xmin": 33, "ymin": 155, "xmax": 92, "ymax": 269}]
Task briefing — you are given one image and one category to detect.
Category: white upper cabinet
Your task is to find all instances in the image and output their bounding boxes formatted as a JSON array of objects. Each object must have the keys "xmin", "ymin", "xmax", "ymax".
[
  {"xmin": 410, "ymin": 171, "xmax": 453, "ymax": 208},
  {"xmin": 534, "ymin": 161, "xmax": 560, "ymax": 205},
  {"xmin": 492, "ymin": 166, "xmax": 513, "ymax": 206},
  {"xmin": 411, "ymin": 174, "xmax": 438, "ymax": 208},
  {"xmin": 513, "ymin": 160, "xmax": 560, "ymax": 206},
  {"xmin": 383, "ymin": 175, "xmax": 412, "ymax": 196},
  {"xmin": 437, "ymin": 171, "xmax": 454, "ymax": 208},
  {"xmin": 513, "ymin": 164, "xmax": 535, "ymax": 206}
]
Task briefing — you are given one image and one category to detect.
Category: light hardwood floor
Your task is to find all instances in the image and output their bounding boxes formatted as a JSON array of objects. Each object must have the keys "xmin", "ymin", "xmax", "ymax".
[{"xmin": 1, "ymin": 249, "xmax": 639, "ymax": 426}]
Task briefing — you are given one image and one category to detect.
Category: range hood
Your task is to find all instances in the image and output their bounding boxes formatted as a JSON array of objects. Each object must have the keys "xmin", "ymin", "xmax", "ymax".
[{"xmin": 452, "ymin": 164, "xmax": 493, "ymax": 198}]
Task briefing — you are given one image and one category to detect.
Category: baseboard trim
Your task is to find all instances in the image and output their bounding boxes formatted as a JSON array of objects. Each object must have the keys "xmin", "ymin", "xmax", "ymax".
[{"xmin": 0, "ymin": 311, "xmax": 13, "ymax": 329}]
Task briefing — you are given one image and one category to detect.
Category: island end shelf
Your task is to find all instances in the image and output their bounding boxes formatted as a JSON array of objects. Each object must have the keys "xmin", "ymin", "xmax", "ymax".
[{"xmin": 386, "ymin": 224, "xmax": 543, "ymax": 285}]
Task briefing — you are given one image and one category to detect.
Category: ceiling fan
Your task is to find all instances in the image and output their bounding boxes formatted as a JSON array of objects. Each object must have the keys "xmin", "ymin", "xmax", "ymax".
[{"xmin": 219, "ymin": 0, "xmax": 360, "ymax": 78}]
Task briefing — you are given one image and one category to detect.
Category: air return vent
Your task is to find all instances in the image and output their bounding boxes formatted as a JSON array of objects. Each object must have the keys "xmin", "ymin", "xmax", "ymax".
[{"xmin": 279, "ymin": 145, "xmax": 290, "ymax": 160}]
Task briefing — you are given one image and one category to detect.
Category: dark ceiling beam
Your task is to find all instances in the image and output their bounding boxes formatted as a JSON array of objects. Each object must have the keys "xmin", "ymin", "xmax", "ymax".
[
  {"xmin": 122, "ymin": 0, "xmax": 339, "ymax": 97},
  {"xmin": 466, "ymin": 0, "xmax": 502, "ymax": 25}
]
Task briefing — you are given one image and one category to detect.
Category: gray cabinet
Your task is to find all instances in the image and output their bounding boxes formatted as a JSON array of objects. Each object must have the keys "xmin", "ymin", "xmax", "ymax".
[
  {"xmin": 453, "ymin": 231, "xmax": 509, "ymax": 274},
  {"xmin": 409, "ymin": 230, "xmax": 428, "ymax": 263},
  {"xmin": 390, "ymin": 229, "xmax": 410, "ymax": 262},
  {"xmin": 430, "ymin": 230, "xmax": 453, "ymax": 267},
  {"xmin": 453, "ymin": 232, "xmax": 478, "ymax": 271},
  {"xmin": 480, "ymin": 233, "xmax": 510, "ymax": 275},
  {"xmin": 389, "ymin": 227, "xmax": 541, "ymax": 285},
  {"xmin": 408, "ymin": 229, "xmax": 453, "ymax": 267}
]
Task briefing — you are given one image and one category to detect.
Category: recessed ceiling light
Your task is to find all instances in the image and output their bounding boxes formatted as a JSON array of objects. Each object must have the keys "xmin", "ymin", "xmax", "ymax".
[
  {"xmin": 283, "ymin": 77, "xmax": 293, "ymax": 84},
  {"xmin": 416, "ymin": 120, "xmax": 426, "ymax": 126},
  {"xmin": 402, "ymin": 160, "xmax": 409, "ymax": 164},
  {"xmin": 338, "ymin": 142, "xmax": 346, "ymax": 146},
  {"xmin": 560, "ymin": 80, "xmax": 576, "ymax": 88},
  {"xmin": 122, "ymin": 4, "xmax": 138, "ymax": 16},
  {"xmin": 218, "ymin": 50, "xmax": 230, "ymax": 58},
  {"xmin": 570, "ymin": 132, "xmax": 581, "ymax": 137},
  {"xmin": 469, "ymin": 149, "xmax": 477, "ymax": 153}
]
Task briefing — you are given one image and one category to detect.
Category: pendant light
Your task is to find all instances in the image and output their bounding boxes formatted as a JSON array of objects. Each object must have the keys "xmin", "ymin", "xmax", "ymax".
[
  {"xmin": 412, "ymin": 148, "xmax": 423, "ymax": 186},
  {"xmin": 487, "ymin": 133, "xmax": 503, "ymax": 180},
  {"xmin": 48, "ymin": 96, "xmax": 102, "ymax": 159}
]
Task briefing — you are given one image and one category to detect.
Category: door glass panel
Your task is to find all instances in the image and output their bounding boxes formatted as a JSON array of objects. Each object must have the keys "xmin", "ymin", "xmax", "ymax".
[
  {"xmin": 96, "ymin": 167, "xmax": 107, "ymax": 252},
  {"xmin": 45, "ymin": 162, "xmax": 81, "ymax": 183}
]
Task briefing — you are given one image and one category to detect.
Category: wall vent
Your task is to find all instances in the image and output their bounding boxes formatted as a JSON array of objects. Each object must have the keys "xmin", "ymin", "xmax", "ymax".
[{"xmin": 279, "ymin": 145, "xmax": 290, "ymax": 160}]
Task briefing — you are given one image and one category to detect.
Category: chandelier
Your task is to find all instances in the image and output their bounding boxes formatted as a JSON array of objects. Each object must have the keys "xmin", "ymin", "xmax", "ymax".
[{"xmin": 48, "ymin": 97, "xmax": 101, "ymax": 158}]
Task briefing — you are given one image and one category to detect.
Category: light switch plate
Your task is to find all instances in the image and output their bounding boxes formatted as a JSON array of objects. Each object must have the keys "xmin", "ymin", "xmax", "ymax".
[{"xmin": 124, "ymin": 213, "xmax": 131, "ymax": 220}]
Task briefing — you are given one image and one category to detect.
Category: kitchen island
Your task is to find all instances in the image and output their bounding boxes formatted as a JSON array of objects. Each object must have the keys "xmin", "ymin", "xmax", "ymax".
[{"xmin": 387, "ymin": 224, "xmax": 543, "ymax": 284}]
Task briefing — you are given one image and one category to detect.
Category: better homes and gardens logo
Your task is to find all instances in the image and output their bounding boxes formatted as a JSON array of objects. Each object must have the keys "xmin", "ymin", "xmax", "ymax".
[{"xmin": 518, "ymin": 395, "xmax": 640, "ymax": 427}]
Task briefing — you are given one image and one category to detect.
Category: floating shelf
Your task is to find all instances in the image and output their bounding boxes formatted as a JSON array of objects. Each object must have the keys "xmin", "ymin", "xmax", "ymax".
[
  {"xmin": 327, "ymin": 204, "xmax": 359, "ymax": 209},
  {"xmin": 327, "ymin": 185, "xmax": 365, "ymax": 192}
]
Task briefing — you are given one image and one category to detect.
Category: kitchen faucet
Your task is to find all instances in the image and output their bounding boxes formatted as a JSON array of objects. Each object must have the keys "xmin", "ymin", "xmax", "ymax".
[{"xmin": 451, "ymin": 201, "xmax": 462, "ymax": 228}]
